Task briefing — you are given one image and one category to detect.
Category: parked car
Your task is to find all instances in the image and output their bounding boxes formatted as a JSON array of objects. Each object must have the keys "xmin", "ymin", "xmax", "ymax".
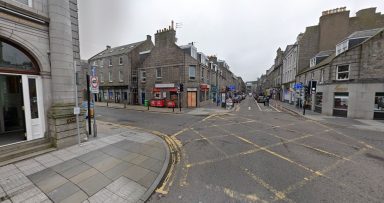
[{"xmin": 257, "ymin": 96, "xmax": 265, "ymax": 103}]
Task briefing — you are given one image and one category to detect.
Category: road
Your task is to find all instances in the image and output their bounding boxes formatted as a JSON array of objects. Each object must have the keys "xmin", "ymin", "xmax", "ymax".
[{"xmin": 96, "ymin": 96, "xmax": 384, "ymax": 203}]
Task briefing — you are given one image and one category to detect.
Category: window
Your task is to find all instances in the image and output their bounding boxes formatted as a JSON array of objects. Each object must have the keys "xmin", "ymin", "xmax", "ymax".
[
  {"xmin": 100, "ymin": 59, "xmax": 104, "ymax": 67},
  {"xmin": 156, "ymin": 68, "xmax": 162, "ymax": 78},
  {"xmin": 0, "ymin": 40, "xmax": 37, "ymax": 74},
  {"xmin": 109, "ymin": 58, "xmax": 112, "ymax": 67},
  {"xmin": 334, "ymin": 93, "xmax": 348, "ymax": 110},
  {"xmin": 189, "ymin": 65, "xmax": 196, "ymax": 80},
  {"xmin": 119, "ymin": 57, "xmax": 123, "ymax": 65},
  {"xmin": 320, "ymin": 69, "xmax": 324, "ymax": 83},
  {"xmin": 109, "ymin": 71, "xmax": 112, "ymax": 82},
  {"xmin": 374, "ymin": 93, "xmax": 384, "ymax": 112},
  {"xmin": 100, "ymin": 73, "xmax": 104, "ymax": 83},
  {"xmin": 119, "ymin": 71, "xmax": 123, "ymax": 82},
  {"xmin": 336, "ymin": 65, "xmax": 349, "ymax": 80},
  {"xmin": 13, "ymin": 0, "xmax": 32, "ymax": 6},
  {"xmin": 311, "ymin": 72, "xmax": 315, "ymax": 79},
  {"xmin": 141, "ymin": 71, "xmax": 146, "ymax": 82},
  {"xmin": 92, "ymin": 61, "xmax": 98, "ymax": 67}
]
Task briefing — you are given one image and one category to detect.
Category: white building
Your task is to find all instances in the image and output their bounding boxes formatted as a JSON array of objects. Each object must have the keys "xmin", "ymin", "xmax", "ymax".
[{"xmin": 282, "ymin": 44, "xmax": 298, "ymax": 104}]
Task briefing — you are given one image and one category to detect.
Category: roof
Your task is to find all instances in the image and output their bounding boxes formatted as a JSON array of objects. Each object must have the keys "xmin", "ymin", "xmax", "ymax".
[
  {"xmin": 347, "ymin": 28, "xmax": 382, "ymax": 39},
  {"xmin": 89, "ymin": 41, "xmax": 145, "ymax": 60},
  {"xmin": 298, "ymin": 53, "xmax": 336, "ymax": 75},
  {"xmin": 315, "ymin": 50, "xmax": 334, "ymax": 57}
]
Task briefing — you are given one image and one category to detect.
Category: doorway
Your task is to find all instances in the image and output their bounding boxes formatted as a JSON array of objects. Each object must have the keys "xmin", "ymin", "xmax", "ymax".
[
  {"xmin": 187, "ymin": 91, "xmax": 197, "ymax": 107},
  {"xmin": 0, "ymin": 75, "xmax": 26, "ymax": 145}
]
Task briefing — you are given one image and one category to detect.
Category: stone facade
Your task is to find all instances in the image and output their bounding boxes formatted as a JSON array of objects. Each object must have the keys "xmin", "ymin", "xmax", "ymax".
[
  {"xmin": 0, "ymin": 0, "xmax": 87, "ymax": 148},
  {"xmin": 299, "ymin": 28, "xmax": 384, "ymax": 119},
  {"xmin": 88, "ymin": 37, "xmax": 154, "ymax": 104}
]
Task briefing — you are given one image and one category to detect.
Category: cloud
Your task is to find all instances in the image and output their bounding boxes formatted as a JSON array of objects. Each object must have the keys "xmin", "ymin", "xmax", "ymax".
[{"xmin": 78, "ymin": 0, "xmax": 383, "ymax": 81}]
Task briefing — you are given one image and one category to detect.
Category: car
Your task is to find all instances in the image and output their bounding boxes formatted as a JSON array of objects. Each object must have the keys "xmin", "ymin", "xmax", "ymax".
[{"xmin": 257, "ymin": 96, "xmax": 265, "ymax": 103}]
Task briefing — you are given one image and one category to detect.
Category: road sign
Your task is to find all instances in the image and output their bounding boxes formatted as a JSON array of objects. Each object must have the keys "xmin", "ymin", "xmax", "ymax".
[
  {"xmin": 90, "ymin": 76, "xmax": 99, "ymax": 93},
  {"xmin": 294, "ymin": 83, "xmax": 303, "ymax": 89}
]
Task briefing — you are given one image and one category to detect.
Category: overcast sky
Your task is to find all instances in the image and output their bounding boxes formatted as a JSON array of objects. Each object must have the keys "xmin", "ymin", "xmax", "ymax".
[{"xmin": 78, "ymin": 0, "xmax": 383, "ymax": 82}]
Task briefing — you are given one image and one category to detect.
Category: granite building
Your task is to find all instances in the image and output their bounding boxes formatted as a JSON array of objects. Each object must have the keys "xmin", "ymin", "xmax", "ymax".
[
  {"xmin": 88, "ymin": 36, "xmax": 154, "ymax": 104},
  {"xmin": 0, "ymin": 0, "xmax": 86, "ymax": 149},
  {"xmin": 297, "ymin": 28, "xmax": 384, "ymax": 119}
]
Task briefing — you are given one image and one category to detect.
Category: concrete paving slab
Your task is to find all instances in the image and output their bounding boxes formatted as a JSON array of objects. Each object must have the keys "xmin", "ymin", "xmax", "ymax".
[
  {"xmin": 60, "ymin": 190, "xmax": 88, "ymax": 203},
  {"xmin": 51, "ymin": 159, "xmax": 83, "ymax": 174},
  {"xmin": 47, "ymin": 181, "xmax": 80, "ymax": 203},
  {"xmin": 34, "ymin": 173, "xmax": 68, "ymax": 193},
  {"xmin": 137, "ymin": 171, "xmax": 158, "ymax": 188},
  {"xmin": 103, "ymin": 162, "xmax": 133, "ymax": 180},
  {"xmin": 69, "ymin": 168, "xmax": 99, "ymax": 184},
  {"xmin": 59, "ymin": 163, "xmax": 91, "ymax": 179},
  {"xmin": 122, "ymin": 165, "xmax": 150, "ymax": 182},
  {"xmin": 77, "ymin": 172, "xmax": 111, "ymax": 196},
  {"xmin": 136, "ymin": 157, "xmax": 163, "ymax": 172}
]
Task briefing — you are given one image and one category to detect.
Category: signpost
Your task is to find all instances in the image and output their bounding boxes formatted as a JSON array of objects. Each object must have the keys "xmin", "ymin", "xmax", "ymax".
[{"xmin": 89, "ymin": 66, "xmax": 98, "ymax": 137}]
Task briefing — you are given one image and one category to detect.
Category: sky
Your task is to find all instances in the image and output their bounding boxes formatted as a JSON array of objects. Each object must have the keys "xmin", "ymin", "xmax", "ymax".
[{"xmin": 78, "ymin": 0, "xmax": 383, "ymax": 82}]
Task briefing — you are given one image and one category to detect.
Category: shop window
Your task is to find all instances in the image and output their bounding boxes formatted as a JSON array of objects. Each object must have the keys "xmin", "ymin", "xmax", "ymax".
[
  {"xmin": 374, "ymin": 93, "xmax": 384, "ymax": 120},
  {"xmin": 314, "ymin": 92, "xmax": 323, "ymax": 113},
  {"xmin": 189, "ymin": 65, "xmax": 196, "ymax": 80},
  {"xmin": 154, "ymin": 92, "xmax": 161, "ymax": 99},
  {"xmin": 333, "ymin": 92, "xmax": 348, "ymax": 117},
  {"xmin": 0, "ymin": 40, "xmax": 38, "ymax": 74},
  {"xmin": 336, "ymin": 65, "xmax": 349, "ymax": 80}
]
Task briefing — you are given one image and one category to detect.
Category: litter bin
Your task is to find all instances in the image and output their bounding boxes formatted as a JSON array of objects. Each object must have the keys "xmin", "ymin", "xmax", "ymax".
[{"xmin": 144, "ymin": 100, "xmax": 149, "ymax": 107}]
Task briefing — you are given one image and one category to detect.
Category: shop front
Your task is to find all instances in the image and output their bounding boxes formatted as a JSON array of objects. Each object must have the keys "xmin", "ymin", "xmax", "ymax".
[
  {"xmin": 151, "ymin": 83, "xmax": 178, "ymax": 107},
  {"xmin": 200, "ymin": 84, "xmax": 210, "ymax": 103},
  {"xmin": 0, "ymin": 39, "xmax": 45, "ymax": 146}
]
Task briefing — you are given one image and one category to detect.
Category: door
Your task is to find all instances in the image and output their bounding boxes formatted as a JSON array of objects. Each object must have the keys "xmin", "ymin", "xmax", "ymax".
[
  {"xmin": 22, "ymin": 76, "xmax": 45, "ymax": 140},
  {"xmin": 187, "ymin": 91, "xmax": 197, "ymax": 107}
]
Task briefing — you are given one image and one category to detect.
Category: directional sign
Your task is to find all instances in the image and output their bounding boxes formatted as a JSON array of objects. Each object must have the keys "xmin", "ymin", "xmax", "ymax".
[
  {"xmin": 294, "ymin": 83, "xmax": 303, "ymax": 89},
  {"xmin": 90, "ymin": 76, "xmax": 99, "ymax": 93}
]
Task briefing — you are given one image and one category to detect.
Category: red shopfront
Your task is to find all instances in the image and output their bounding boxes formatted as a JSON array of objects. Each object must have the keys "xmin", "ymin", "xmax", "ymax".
[
  {"xmin": 151, "ymin": 84, "xmax": 178, "ymax": 107},
  {"xmin": 200, "ymin": 84, "xmax": 210, "ymax": 102}
]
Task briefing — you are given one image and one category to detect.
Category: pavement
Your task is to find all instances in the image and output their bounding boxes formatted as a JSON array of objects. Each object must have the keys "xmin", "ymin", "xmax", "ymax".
[
  {"xmin": 272, "ymin": 99, "xmax": 384, "ymax": 132},
  {"xmin": 0, "ymin": 121, "xmax": 170, "ymax": 203},
  {"xmin": 95, "ymin": 101, "xmax": 234, "ymax": 116}
]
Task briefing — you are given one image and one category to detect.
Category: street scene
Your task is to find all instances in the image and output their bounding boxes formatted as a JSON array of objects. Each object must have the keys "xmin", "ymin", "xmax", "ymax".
[{"xmin": 0, "ymin": 0, "xmax": 384, "ymax": 202}]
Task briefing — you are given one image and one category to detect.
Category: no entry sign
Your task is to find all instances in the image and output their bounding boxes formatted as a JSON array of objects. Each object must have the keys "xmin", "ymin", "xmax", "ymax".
[{"xmin": 90, "ymin": 76, "xmax": 99, "ymax": 93}]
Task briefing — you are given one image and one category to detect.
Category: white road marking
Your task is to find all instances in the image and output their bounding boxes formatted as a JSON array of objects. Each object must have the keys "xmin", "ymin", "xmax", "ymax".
[{"xmin": 253, "ymin": 97, "xmax": 262, "ymax": 111}]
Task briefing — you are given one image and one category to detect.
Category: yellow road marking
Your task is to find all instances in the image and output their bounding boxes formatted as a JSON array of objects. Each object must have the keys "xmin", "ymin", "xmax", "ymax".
[
  {"xmin": 186, "ymin": 134, "xmax": 313, "ymax": 168},
  {"xmin": 242, "ymin": 168, "xmax": 294, "ymax": 202},
  {"xmin": 277, "ymin": 148, "xmax": 378, "ymax": 202},
  {"xmin": 171, "ymin": 128, "xmax": 189, "ymax": 137},
  {"xmin": 191, "ymin": 128, "xmax": 229, "ymax": 157},
  {"xmin": 205, "ymin": 184, "xmax": 268, "ymax": 203}
]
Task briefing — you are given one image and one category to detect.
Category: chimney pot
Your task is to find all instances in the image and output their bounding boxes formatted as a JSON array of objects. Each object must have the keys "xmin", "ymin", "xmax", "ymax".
[{"xmin": 106, "ymin": 45, "xmax": 111, "ymax": 49}]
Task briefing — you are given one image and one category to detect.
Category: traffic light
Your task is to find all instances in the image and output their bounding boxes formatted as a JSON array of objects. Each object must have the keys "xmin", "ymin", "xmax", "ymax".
[
  {"xmin": 304, "ymin": 85, "xmax": 310, "ymax": 99},
  {"xmin": 180, "ymin": 83, "xmax": 184, "ymax": 92}
]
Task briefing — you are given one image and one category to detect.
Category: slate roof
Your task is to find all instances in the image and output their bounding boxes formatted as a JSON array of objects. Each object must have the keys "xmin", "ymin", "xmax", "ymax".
[
  {"xmin": 315, "ymin": 50, "xmax": 334, "ymax": 57},
  {"xmin": 89, "ymin": 41, "xmax": 145, "ymax": 60},
  {"xmin": 347, "ymin": 28, "xmax": 382, "ymax": 39}
]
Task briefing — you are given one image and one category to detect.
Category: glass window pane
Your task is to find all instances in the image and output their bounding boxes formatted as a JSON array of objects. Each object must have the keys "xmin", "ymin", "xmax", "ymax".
[
  {"xmin": 0, "ymin": 41, "xmax": 34, "ymax": 71},
  {"xmin": 13, "ymin": 0, "xmax": 29, "ymax": 5},
  {"xmin": 28, "ymin": 78, "xmax": 39, "ymax": 119},
  {"xmin": 375, "ymin": 92, "xmax": 384, "ymax": 112},
  {"xmin": 334, "ymin": 93, "xmax": 348, "ymax": 110}
]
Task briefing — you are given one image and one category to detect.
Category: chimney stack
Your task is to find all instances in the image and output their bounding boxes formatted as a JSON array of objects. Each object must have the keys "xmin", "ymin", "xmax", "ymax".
[
  {"xmin": 106, "ymin": 45, "xmax": 111, "ymax": 49},
  {"xmin": 146, "ymin": 35, "xmax": 151, "ymax": 41}
]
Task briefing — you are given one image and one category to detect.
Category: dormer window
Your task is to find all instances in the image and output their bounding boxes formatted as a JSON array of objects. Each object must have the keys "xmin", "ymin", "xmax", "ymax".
[
  {"xmin": 336, "ymin": 40, "xmax": 348, "ymax": 56},
  {"xmin": 310, "ymin": 57, "xmax": 316, "ymax": 68}
]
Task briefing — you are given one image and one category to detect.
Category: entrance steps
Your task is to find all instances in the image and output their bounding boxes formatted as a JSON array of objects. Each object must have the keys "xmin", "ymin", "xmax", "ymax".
[{"xmin": 0, "ymin": 138, "xmax": 55, "ymax": 167}]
